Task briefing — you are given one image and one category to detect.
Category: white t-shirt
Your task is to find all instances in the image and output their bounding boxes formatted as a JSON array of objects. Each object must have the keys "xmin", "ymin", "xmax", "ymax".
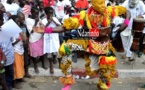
[
  {"xmin": 54, "ymin": 1, "xmax": 65, "ymax": 19},
  {"xmin": 142, "ymin": 15, "xmax": 145, "ymax": 33},
  {"xmin": 3, "ymin": 3, "xmax": 20, "ymax": 15},
  {"xmin": 63, "ymin": 0, "xmax": 71, "ymax": 7},
  {"xmin": 121, "ymin": 0, "xmax": 145, "ymax": 36},
  {"xmin": 42, "ymin": 17, "xmax": 61, "ymax": 54},
  {"xmin": 112, "ymin": 16, "xmax": 124, "ymax": 38},
  {"xmin": 25, "ymin": 18, "xmax": 43, "ymax": 43},
  {"xmin": 12, "ymin": 34, "xmax": 24, "ymax": 55}
]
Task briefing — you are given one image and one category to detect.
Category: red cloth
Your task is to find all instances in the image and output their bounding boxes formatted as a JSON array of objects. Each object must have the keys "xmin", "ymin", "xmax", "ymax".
[
  {"xmin": 75, "ymin": 0, "xmax": 88, "ymax": 9},
  {"xmin": 42, "ymin": 0, "xmax": 54, "ymax": 7},
  {"xmin": 0, "ymin": 49, "xmax": 2, "ymax": 60}
]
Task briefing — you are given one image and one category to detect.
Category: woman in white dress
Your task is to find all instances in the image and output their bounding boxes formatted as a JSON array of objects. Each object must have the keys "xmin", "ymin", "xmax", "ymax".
[{"xmin": 42, "ymin": 6, "xmax": 61, "ymax": 74}]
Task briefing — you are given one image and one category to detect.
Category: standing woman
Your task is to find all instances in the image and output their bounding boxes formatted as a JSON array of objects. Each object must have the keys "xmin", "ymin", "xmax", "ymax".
[
  {"xmin": 18, "ymin": 12, "xmax": 32, "ymax": 78},
  {"xmin": 11, "ymin": 15, "xmax": 25, "ymax": 89},
  {"xmin": 42, "ymin": 6, "xmax": 61, "ymax": 74},
  {"xmin": 25, "ymin": 6, "xmax": 47, "ymax": 73}
]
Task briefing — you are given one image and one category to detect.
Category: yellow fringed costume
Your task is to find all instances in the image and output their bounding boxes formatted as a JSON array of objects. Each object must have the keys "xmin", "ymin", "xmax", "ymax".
[{"xmin": 59, "ymin": 0, "xmax": 127, "ymax": 89}]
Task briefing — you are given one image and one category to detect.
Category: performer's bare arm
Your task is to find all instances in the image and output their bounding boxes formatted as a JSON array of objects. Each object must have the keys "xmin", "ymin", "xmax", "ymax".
[{"xmin": 52, "ymin": 26, "xmax": 66, "ymax": 33}]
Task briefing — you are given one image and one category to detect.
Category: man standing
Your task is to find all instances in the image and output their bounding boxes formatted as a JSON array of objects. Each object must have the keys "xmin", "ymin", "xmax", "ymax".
[
  {"xmin": 2, "ymin": 0, "xmax": 20, "ymax": 15},
  {"xmin": 0, "ymin": 38, "xmax": 14, "ymax": 90},
  {"xmin": 120, "ymin": 0, "xmax": 145, "ymax": 61}
]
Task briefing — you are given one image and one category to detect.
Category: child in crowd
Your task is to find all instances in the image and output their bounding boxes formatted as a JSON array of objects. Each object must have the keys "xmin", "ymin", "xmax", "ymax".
[
  {"xmin": 10, "ymin": 15, "xmax": 25, "ymax": 89},
  {"xmin": 18, "ymin": 12, "xmax": 33, "ymax": 78},
  {"xmin": 38, "ymin": 1, "xmax": 45, "ymax": 20},
  {"xmin": 26, "ymin": 6, "xmax": 47, "ymax": 73},
  {"xmin": 22, "ymin": 0, "xmax": 32, "ymax": 17},
  {"xmin": 42, "ymin": 6, "xmax": 61, "ymax": 73}
]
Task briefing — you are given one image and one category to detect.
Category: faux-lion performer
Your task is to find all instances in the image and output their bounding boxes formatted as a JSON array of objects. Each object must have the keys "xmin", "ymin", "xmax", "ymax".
[{"xmin": 33, "ymin": 0, "xmax": 131, "ymax": 89}]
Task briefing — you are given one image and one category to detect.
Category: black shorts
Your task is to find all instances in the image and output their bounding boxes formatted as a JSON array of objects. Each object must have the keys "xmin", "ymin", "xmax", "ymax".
[
  {"xmin": 0, "ymin": 73, "xmax": 5, "ymax": 84},
  {"xmin": 23, "ymin": 44, "xmax": 30, "ymax": 65}
]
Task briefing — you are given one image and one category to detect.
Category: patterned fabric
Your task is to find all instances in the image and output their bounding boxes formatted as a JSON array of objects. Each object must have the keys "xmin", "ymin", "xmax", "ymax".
[
  {"xmin": 22, "ymin": 5, "xmax": 31, "ymax": 17},
  {"xmin": 29, "ymin": 37, "xmax": 43, "ymax": 58},
  {"xmin": 87, "ymin": 40, "xmax": 109, "ymax": 55},
  {"xmin": 0, "ymin": 38, "xmax": 14, "ymax": 66}
]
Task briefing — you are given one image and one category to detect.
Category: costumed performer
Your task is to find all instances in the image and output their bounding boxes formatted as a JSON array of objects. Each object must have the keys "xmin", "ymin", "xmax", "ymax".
[{"xmin": 33, "ymin": 0, "xmax": 131, "ymax": 90}]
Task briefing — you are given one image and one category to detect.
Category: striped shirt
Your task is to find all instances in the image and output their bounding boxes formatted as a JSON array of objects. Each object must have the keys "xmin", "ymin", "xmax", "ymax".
[
  {"xmin": 0, "ymin": 38, "xmax": 14, "ymax": 66},
  {"xmin": 22, "ymin": 5, "xmax": 31, "ymax": 17}
]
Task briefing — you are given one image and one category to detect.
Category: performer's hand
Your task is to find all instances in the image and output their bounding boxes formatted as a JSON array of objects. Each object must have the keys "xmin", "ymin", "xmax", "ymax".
[{"xmin": 115, "ymin": 23, "xmax": 127, "ymax": 32}]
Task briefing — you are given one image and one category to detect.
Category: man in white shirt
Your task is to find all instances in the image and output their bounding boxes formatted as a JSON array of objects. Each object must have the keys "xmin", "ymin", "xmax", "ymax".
[
  {"xmin": 0, "ymin": 3, "xmax": 10, "ymax": 23},
  {"xmin": 3, "ymin": 0, "xmax": 20, "ymax": 15},
  {"xmin": 54, "ymin": 0, "xmax": 65, "ymax": 22},
  {"xmin": 120, "ymin": 0, "xmax": 145, "ymax": 61}
]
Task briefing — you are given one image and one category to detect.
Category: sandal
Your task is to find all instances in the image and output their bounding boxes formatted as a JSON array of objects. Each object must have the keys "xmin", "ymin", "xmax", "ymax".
[
  {"xmin": 128, "ymin": 58, "xmax": 135, "ymax": 62},
  {"xmin": 24, "ymin": 74, "xmax": 35, "ymax": 79}
]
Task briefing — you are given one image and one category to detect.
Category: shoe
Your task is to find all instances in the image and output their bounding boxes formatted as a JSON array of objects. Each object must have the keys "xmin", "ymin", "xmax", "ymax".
[
  {"xmin": 138, "ymin": 52, "xmax": 143, "ymax": 58},
  {"xmin": 141, "ymin": 85, "xmax": 145, "ymax": 88},
  {"xmin": 128, "ymin": 58, "xmax": 135, "ymax": 62}
]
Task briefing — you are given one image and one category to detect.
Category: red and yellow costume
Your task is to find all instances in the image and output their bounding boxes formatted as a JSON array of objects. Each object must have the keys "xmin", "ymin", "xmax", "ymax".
[{"xmin": 59, "ymin": 3, "xmax": 127, "ymax": 90}]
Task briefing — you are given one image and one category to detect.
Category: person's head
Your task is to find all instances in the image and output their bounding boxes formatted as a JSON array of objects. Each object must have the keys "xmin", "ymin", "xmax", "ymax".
[
  {"xmin": 91, "ymin": 0, "xmax": 106, "ymax": 15},
  {"xmin": 88, "ymin": 0, "xmax": 91, "ymax": 3},
  {"xmin": 33, "ymin": 0, "xmax": 39, "ymax": 7},
  {"xmin": 107, "ymin": 3, "xmax": 111, "ymax": 7},
  {"xmin": 38, "ymin": 1, "xmax": 44, "ymax": 10},
  {"xmin": 17, "ymin": 12, "xmax": 25, "ymax": 24},
  {"xmin": 143, "ymin": 0, "xmax": 145, "ymax": 4},
  {"xmin": 0, "ymin": 12, "xmax": 4, "ymax": 26},
  {"xmin": 18, "ymin": 0, "xmax": 25, "ymax": 8},
  {"xmin": 68, "ymin": 7, "xmax": 76, "ymax": 16},
  {"xmin": 129, "ymin": 0, "xmax": 140, "ymax": 8},
  {"xmin": 25, "ymin": 0, "xmax": 32, "ymax": 4},
  {"xmin": 119, "ymin": 0, "xmax": 125, "ymax": 3},
  {"xmin": 31, "ymin": 6, "xmax": 39, "ymax": 19},
  {"xmin": 71, "ymin": 0, "xmax": 76, "ymax": 7},
  {"xmin": 59, "ymin": 0, "xmax": 63, "ymax": 2},
  {"xmin": 9, "ymin": 15, "xmax": 20, "ymax": 26},
  {"xmin": 109, "ymin": 0, "xmax": 119, "ymax": 6},
  {"xmin": 44, "ymin": 6, "xmax": 53, "ymax": 18},
  {"xmin": 0, "ymin": 3, "xmax": 5, "ymax": 13},
  {"xmin": 7, "ymin": 0, "xmax": 14, "ymax": 4}
]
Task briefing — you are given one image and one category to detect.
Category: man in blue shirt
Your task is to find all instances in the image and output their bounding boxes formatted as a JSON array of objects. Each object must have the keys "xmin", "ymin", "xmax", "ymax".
[{"xmin": 0, "ymin": 38, "xmax": 14, "ymax": 90}]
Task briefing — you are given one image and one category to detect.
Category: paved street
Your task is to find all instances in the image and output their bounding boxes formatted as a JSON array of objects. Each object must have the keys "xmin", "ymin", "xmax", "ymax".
[
  {"xmin": 11, "ymin": 52, "xmax": 145, "ymax": 90},
  {"xmin": 13, "ymin": 76, "xmax": 145, "ymax": 90}
]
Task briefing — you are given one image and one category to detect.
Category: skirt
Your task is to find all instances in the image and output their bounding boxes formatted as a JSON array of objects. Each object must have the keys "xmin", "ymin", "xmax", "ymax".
[
  {"xmin": 14, "ymin": 52, "xmax": 24, "ymax": 80},
  {"xmin": 29, "ymin": 37, "xmax": 43, "ymax": 58}
]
